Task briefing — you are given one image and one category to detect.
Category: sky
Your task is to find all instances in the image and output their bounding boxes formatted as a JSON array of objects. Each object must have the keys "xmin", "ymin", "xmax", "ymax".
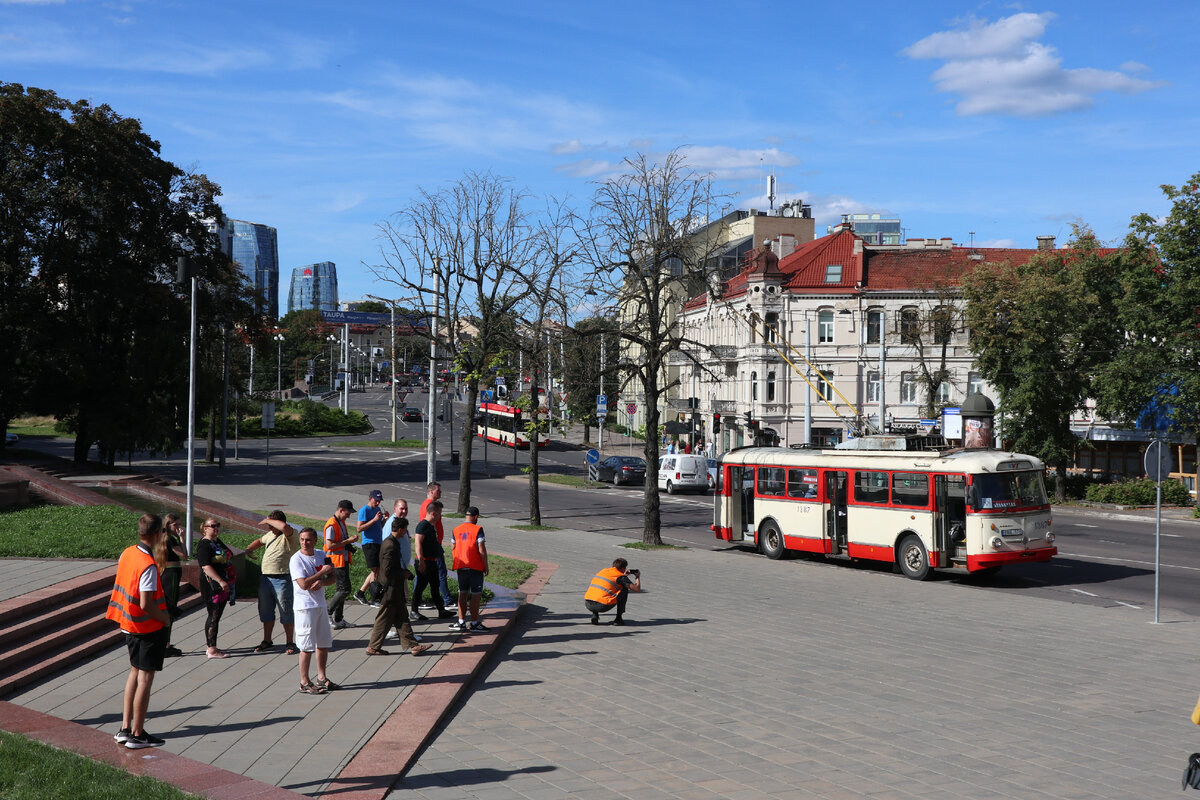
[{"xmin": 3, "ymin": 0, "xmax": 1197, "ymax": 314}]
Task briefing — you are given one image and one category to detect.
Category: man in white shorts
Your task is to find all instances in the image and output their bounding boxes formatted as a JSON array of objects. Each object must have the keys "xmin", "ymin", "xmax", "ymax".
[{"xmin": 290, "ymin": 527, "xmax": 338, "ymax": 694}]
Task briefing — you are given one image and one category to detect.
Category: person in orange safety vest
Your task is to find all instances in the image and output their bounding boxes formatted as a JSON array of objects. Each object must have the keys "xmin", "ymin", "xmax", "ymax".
[
  {"xmin": 584, "ymin": 558, "xmax": 641, "ymax": 626},
  {"xmin": 106, "ymin": 513, "xmax": 171, "ymax": 750},
  {"xmin": 449, "ymin": 506, "xmax": 489, "ymax": 632}
]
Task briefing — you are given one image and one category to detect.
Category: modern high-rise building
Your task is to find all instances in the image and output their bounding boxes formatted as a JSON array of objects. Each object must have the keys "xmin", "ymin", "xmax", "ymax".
[
  {"xmin": 288, "ymin": 262, "xmax": 338, "ymax": 314},
  {"xmin": 226, "ymin": 219, "xmax": 280, "ymax": 319}
]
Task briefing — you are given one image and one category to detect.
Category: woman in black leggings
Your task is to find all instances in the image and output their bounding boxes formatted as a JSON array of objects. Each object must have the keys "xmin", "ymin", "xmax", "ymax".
[{"xmin": 196, "ymin": 519, "xmax": 233, "ymax": 659}]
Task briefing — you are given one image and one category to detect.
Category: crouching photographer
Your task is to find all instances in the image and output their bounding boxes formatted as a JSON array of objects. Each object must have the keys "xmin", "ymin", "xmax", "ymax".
[{"xmin": 584, "ymin": 558, "xmax": 641, "ymax": 626}]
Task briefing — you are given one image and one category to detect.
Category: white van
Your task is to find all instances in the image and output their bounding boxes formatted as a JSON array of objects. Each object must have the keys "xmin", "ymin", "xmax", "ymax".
[{"xmin": 658, "ymin": 454, "xmax": 710, "ymax": 494}]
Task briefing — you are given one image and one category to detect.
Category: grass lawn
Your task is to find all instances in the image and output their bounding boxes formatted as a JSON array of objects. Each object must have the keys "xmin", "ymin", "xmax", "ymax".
[
  {"xmin": 0, "ymin": 730, "xmax": 200, "ymax": 800},
  {"xmin": 536, "ymin": 474, "xmax": 607, "ymax": 489}
]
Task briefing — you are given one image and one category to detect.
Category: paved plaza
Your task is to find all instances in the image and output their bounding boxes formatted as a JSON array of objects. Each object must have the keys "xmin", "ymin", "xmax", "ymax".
[{"xmin": 4, "ymin": 472, "xmax": 1200, "ymax": 798}]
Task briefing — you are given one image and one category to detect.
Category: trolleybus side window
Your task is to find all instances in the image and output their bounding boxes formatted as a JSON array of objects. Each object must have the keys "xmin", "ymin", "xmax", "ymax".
[
  {"xmin": 787, "ymin": 468, "xmax": 819, "ymax": 499},
  {"xmin": 758, "ymin": 467, "xmax": 786, "ymax": 497},
  {"xmin": 891, "ymin": 472, "xmax": 930, "ymax": 507},
  {"xmin": 854, "ymin": 471, "xmax": 889, "ymax": 504}
]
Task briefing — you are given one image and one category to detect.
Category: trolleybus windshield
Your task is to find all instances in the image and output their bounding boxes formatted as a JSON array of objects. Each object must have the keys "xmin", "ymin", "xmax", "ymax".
[{"xmin": 973, "ymin": 471, "xmax": 1047, "ymax": 511}]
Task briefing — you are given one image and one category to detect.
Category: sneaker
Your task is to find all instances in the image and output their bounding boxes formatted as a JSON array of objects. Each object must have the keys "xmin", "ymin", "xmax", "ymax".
[
  {"xmin": 114, "ymin": 727, "xmax": 130, "ymax": 744},
  {"xmin": 608, "ymin": 617, "xmax": 625, "ymax": 626},
  {"xmin": 418, "ymin": 603, "xmax": 435, "ymax": 610},
  {"xmin": 468, "ymin": 620, "xmax": 488, "ymax": 632},
  {"xmin": 411, "ymin": 610, "xmax": 429, "ymax": 621},
  {"xmin": 437, "ymin": 609, "xmax": 457, "ymax": 619},
  {"xmin": 590, "ymin": 613, "xmax": 600, "ymax": 625},
  {"xmin": 332, "ymin": 619, "xmax": 350, "ymax": 630},
  {"xmin": 447, "ymin": 620, "xmax": 466, "ymax": 631},
  {"xmin": 125, "ymin": 730, "xmax": 165, "ymax": 749},
  {"xmin": 369, "ymin": 601, "xmax": 381, "ymax": 608},
  {"xmin": 353, "ymin": 590, "xmax": 369, "ymax": 606}
]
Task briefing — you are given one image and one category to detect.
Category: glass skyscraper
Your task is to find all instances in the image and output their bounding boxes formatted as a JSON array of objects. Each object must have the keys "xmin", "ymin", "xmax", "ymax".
[
  {"xmin": 227, "ymin": 219, "xmax": 280, "ymax": 319},
  {"xmin": 288, "ymin": 262, "xmax": 339, "ymax": 314}
]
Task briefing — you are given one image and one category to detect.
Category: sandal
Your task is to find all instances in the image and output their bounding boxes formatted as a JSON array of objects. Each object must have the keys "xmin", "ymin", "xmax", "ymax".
[
  {"xmin": 284, "ymin": 642, "xmax": 299, "ymax": 655},
  {"xmin": 299, "ymin": 682, "xmax": 326, "ymax": 695},
  {"xmin": 254, "ymin": 640, "xmax": 273, "ymax": 653},
  {"xmin": 314, "ymin": 678, "xmax": 339, "ymax": 691}
]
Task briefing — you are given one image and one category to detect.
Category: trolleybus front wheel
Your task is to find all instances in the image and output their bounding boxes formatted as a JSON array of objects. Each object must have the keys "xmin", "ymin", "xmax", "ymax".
[
  {"xmin": 897, "ymin": 534, "xmax": 931, "ymax": 581},
  {"xmin": 760, "ymin": 522, "xmax": 785, "ymax": 560}
]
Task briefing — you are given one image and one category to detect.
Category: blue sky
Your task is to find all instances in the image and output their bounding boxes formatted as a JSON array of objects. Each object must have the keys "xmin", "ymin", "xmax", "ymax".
[{"xmin": 3, "ymin": 0, "xmax": 1196, "ymax": 312}]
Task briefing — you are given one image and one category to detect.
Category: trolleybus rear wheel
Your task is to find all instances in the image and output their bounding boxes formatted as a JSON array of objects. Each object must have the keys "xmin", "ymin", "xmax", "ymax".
[
  {"xmin": 897, "ymin": 534, "xmax": 931, "ymax": 581},
  {"xmin": 760, "ymin": 522, "xmax": 785, "ymax": 560}
]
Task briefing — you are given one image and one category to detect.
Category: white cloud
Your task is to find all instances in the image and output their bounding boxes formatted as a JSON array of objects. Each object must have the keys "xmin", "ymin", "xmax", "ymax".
[
  {"xmin": 905, "ymin": 12, "xmax": 1164, "ymax": 117},
  {"xmin": 976, "ymin": 238, "xmax": 1020, "ymax": 248},
  {"xmin": 554, "ymin": 158, "xmax": 617, "ymax": 178},
  {"xmin": 551, "ymin": 139, "xmax": 584, "ymax": 155}
]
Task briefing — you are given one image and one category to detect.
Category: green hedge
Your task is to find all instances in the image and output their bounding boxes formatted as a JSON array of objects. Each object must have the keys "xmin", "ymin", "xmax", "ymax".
[
  {"xmin": 1084, "ymin": 477, "xmax": 1192, "ymax": 506},
  {"xmin": 234, "ymin": 399, "xmax": 371, "ymax": 437}
]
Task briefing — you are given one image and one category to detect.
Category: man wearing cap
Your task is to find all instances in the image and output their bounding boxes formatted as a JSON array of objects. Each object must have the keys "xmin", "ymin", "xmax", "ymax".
[
  {"xmin": 584, "ymin": 558, "xmax": 641, "ymax": 626},
  {"xmin": 323, "ymin": 499, "xmax": 360, "ymax": 630},
  {"xmin": 353, "ymin": 489, "xmax": 386, "ymax": 608},
  {"xmin": 418, "ymin": 482, "xmax": 455, "ymax": 610},
  {"xmin": 449, "ymin": 506, "xmax": 489, "ymax": 632}
]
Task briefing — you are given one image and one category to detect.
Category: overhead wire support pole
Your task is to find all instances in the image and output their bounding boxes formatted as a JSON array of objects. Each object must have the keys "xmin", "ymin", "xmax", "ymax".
[{"xmin": 427, "ymin": 259, "xmax": 440, "ymax": 485}]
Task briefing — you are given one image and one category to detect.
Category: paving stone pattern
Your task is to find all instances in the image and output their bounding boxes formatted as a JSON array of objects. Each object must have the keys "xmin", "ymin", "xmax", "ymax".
[{"xmin": 397, "ymin": 523, "xmax": 1199, "ymax": 799}]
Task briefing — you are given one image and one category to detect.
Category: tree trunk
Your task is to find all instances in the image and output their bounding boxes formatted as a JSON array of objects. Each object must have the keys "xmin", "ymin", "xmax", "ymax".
[
  {"xmin": 641, "ymin": 376, "xmax": 663, "ymax": 546},
  {"xmin": 73, "ymin": 411, "xmax": 91, "ymax": 463},
  {"xmin": 457, "ymin": 378, "xmax": 479, "ymax": 514},
  {"xmin": 528, "ymin": 371, "xmax": 542, "ymax": 525},
  {"xmin": 204, "ymin": 407, "xmax": 216, "ymax": 463},
  {"xmin": 1054, "ymin": 461, "xmax": 1067, "ymax": 504}
]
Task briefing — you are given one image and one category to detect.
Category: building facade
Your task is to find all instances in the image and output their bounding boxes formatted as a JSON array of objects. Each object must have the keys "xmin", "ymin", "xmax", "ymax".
[
  {"xmin": 287, "ymin": 262, "xmax": 338, "ymax": 314},
  {"xmin": 227, "ymin": 219, "xmax": 280, "ymax": 319}
]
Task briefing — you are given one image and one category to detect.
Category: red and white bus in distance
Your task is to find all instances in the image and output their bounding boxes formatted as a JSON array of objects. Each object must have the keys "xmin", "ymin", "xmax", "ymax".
[
  {"xmin": 712, "ymin": 439, "xmax": 1056, "ymax": 580},
  {"xmin": 475, "ymin": 402, "xmax": 546, "ymax": 449}
]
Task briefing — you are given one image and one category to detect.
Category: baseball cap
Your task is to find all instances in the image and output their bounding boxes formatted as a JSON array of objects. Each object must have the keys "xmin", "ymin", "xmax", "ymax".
[
  {"xmin": 337, "ymin": 499, "xmax": 356, "ymax": 512},
  {"xmin": 368, "ymin": 489, "xmax": 384, "ymax": 502}
]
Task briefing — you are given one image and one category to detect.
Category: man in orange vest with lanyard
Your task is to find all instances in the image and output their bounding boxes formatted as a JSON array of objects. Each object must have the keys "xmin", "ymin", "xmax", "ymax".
[
  {"xmin": 584, "ymin": 558, "xmax": 641, "ymax": 626},
  {"xmin": 449, "ymin": 506, "xmax": 489, "ymax": 632},
  {"xmin": 324, "ymin": 499, "xmax": 360, "ymax": 630},
  {"xmin": 106, "ymin": 513, "xmax": 171, "ymax": 749}
]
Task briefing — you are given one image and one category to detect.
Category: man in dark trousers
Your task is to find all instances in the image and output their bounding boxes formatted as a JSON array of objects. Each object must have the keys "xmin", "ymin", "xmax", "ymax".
[
  {"xmin": 107, "ymin": 513, "xmax": 171, "ymax": 749},
  {"xmin": 366, "ymin": 516, "xmax": 430, "ymax": 656},
  {"xmin": 412, "ymin": 500, "xmax": 455, "ymax": 620},
  {"xmin": 584, "ymin": 558, "xmax": 642, "ymax": 626}
]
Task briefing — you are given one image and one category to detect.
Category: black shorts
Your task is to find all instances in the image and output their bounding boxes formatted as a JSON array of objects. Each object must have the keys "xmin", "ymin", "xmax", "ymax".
[
  {"xmin": 456, "ymin": 568, "xmax": 484, "ymax": 595},
  {"xmin": 126, "ymin": 626, "xmax": 169, "ymax": 672},
  {"xmin": 360, "ymin": 543, "xmax": 380, "ymax": 569}
]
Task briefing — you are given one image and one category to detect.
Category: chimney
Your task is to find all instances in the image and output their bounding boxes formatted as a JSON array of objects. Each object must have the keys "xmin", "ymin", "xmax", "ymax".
[
  {"xmin": 777, "ymin": 233, "xmax": 796, "ymax": 258},
  {"xmin": 1037, "ymin": 235, "xmax": 1055, "ymax": 251}
]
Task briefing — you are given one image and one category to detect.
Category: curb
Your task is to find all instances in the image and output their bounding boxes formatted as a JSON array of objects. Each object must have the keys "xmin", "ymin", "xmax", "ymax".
[{"xmin": 321, "ymin": 557, "xmax": 558, "ymax": 800}]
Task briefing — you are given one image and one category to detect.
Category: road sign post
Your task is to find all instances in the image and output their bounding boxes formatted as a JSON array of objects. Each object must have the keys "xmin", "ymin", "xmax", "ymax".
[{"xmin": 1146, "ymin": 439, "xmax": 1171, "ymax": 623}]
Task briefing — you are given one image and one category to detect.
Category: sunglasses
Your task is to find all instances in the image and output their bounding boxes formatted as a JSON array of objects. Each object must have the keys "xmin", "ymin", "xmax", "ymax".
[{"xmin": 204, "ymin": 522, "xmax": 221, "ymax": 529}]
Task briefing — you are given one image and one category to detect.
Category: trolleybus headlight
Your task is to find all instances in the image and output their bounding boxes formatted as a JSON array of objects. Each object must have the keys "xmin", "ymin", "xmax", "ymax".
[
  {"xmin": 989, "ymin": 536, "xmax": 1004, "ymax": 549},
  {"xmin": 1045, "ymin": 532, "xmax": 1055, "ymax": 544}
]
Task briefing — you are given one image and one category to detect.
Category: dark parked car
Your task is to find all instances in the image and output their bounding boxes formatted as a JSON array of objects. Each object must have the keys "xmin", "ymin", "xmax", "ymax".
[
  {"xmin": 595, "ymin": 455, "xmax": 647, "ymax": 486},
  {"xmin": 402, "ymin": 407, "xmax": 423, "ymax": 422}
]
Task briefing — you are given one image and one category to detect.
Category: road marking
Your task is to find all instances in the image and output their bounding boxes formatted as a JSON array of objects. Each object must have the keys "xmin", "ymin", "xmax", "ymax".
[
  {"xmin": 1073, "ymin": 523, "xmax": 1098, "ymax": 528},
  {"xmin": 1061, "ymin": 551, "xmax": 1200, "ymax": 572},
  {"xmin": 1070, "ymin": 588, "xmax": 1098, "ymax": 597},
  {"xmin": 1114, "ymin": 600, "xmax": 1142, "ymax": 609}
]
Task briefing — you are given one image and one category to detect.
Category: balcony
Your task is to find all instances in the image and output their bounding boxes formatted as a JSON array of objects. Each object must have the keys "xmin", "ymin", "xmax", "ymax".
[
  {"xmin": 714, "ymin": 399, "xmax": 737, "ymax": 413},
  {"xmin": 742, "ymin": 343, "xmax": 783, "ymax": 361}
]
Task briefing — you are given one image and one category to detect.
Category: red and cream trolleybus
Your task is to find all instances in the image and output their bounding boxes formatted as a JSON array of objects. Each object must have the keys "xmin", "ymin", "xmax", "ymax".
[
  {"xmin": 712, "ymin": 436, "xmax": 1056, "ymax": 580},
  {"xmin": 475, "ymin": 402, "xmax": 546, "ymax": 449}
]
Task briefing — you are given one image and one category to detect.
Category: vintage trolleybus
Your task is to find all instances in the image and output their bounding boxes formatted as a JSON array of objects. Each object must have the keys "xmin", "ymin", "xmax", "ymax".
[
  {"xmin": 712, "ymin": 437, "xmax": 1056, "ymax": 580},
  {"xmin": 475, "ymin": 402, "xmax": 546, "ymax": 449}
]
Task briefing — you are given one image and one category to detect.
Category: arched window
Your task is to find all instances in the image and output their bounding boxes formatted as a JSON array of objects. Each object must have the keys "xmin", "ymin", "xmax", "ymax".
[
  {"xmin": 818, "ymin": 309, "xmax": 834, "ymax": 343},
  {"xmin": 764, "ymin": 312, "xmax": 778, "ymax": 343}
]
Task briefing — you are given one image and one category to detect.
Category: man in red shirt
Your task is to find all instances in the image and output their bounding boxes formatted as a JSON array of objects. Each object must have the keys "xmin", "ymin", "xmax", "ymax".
[{"xmin": 418, "ymin": 482, "xmax": 454, "ymax": 609}]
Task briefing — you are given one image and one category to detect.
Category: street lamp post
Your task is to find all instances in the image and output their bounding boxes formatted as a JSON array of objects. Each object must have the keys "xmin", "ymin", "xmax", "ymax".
[
  {"xmin": 365, "ymin": 294, "xmax": 399, "ymax": 441},
  {"xmin": 327, "ymin": 334, "xmax": 337, "ymax": 391},
  {"xmin": 273, "ymin": 333, "xmax": 285, "ymax": 397}
]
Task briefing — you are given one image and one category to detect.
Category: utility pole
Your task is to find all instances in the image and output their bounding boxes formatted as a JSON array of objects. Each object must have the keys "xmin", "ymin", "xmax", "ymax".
[{"xmin": 426, "ymin": 258, "xmax": 440, "ymax": 484}]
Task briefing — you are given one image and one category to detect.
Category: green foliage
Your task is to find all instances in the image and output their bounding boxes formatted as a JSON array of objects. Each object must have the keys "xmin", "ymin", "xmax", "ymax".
[
  {"xmin": 0, "ymin": 730, "xmax": 198, "ymax": 800},
  {"xmin": 963, "ymin": 225, "xmax": 1122, "ymax": 478},
  {"xmin": 1084, "ymin": 478, "xmax": 1192, "ymax": 506},
  {"xmin": 235, "ymin": 399, "xmax": 371, "ymax": 437},
  {"xmin": 1093, "ymin": 173, "xmax": 1200, "ymax": 443},
  {"xmin": 621, "ymin": 541, "xmax": 686, "ymax": 551}
]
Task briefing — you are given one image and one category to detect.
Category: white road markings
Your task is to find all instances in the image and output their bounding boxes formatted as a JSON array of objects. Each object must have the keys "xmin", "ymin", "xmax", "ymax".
[{"xmin": 1070, "ymin": 588, "xmax": 1098, "ymax": 597}]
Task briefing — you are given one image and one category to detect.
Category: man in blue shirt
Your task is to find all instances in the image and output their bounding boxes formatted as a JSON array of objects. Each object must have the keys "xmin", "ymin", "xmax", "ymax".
[{"xmin": 353, "ymin": 489, "xmax": 386, "ymax": 607}]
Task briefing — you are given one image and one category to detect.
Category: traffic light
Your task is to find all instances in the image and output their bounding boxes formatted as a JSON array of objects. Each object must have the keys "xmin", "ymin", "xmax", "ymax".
[{"xmin": 712, "ymin": 412, "xmax": 721, "ymax": 433}]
